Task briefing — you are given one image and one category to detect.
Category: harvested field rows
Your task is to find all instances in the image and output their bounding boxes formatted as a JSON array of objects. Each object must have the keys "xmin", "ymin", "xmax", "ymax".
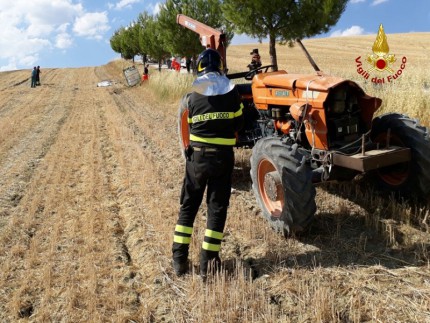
[{"xmin": 0, "ymin": 53, "xmax": 429, "ymax": 322}]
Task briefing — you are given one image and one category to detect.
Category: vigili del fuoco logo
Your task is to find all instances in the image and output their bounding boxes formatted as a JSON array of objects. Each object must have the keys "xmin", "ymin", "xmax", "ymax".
[{"xmin": 355, "ymin": 24, "xmax": 407, "ymax": 84}]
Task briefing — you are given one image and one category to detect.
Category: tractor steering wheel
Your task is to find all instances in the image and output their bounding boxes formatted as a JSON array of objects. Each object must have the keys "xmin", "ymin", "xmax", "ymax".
[{"xmin": 244, "ymin": 65, "xmax": 275, "ymax": 81}]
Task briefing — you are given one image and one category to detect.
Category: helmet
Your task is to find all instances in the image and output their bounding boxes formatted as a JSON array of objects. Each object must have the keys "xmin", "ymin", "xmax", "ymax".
[{"xmin": 196, "ymin": 48, "xmax": 224, "ymax": 76}]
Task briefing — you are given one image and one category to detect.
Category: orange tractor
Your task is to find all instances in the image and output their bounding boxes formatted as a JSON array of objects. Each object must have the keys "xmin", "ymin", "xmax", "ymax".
[{"xmin": 177, "ymin": 15, "xmax": 430, "ymax": 235}]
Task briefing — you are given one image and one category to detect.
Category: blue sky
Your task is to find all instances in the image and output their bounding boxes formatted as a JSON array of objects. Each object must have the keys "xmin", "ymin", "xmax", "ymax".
[{"xmin": 0, "ymin": 0, "xmax": 429, "ymax": 71}]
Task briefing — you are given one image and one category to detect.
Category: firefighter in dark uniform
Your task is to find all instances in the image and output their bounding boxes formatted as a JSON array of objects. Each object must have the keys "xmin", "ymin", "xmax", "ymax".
[{"xmin": 172, "ymin": 48, "xmax": 244, "ymax": 278}]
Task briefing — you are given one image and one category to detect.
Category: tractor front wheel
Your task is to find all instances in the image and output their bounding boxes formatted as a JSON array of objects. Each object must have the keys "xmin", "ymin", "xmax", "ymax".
[{"xmin": 250, "ymin": 138, "xmax": 316, "ymax": 236}]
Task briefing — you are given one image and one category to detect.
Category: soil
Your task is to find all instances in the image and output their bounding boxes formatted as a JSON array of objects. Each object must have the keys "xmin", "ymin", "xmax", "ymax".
[{"xmin": 0, "ymin": 63, "xmax": 429, "ymax": 322}]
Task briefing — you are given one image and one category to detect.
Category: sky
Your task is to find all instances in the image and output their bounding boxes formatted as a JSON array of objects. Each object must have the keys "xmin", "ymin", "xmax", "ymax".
[{"xmin": 0, "ymin": 0, "xmax": 429, "ymax": 71}]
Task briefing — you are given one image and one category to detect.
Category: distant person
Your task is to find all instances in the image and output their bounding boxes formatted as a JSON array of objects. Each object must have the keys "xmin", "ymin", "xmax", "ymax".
[
  {"xmin": 141, "ymin": 64, "xmax": 149, "ymax": 84},
  {"xmin": 31, "ymin": 67, "xmax": 37, "ymax": 88},
  {"xmin": 247, "ymin": 49, "xmax": 262, "ymax": 71},
  {"xmin": 171, "ymin": 57, "xmax": 177, "ymax": 70},
  {"xmin": 186, "ymin": 57, "xmax": 192, "ymax": 73},
  {"xmin": 144, "ymin": 64, "xmax": 149, "ymax": 78},
  {"xmin": 171, "ymin": 57, "xmax": 181, "ymax": 72},
  {"xmin": 36, "ymin": 66, "xmax": 41, "ymax": 85}
]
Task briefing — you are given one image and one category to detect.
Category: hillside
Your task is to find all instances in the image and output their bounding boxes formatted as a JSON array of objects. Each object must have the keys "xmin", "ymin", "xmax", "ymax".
[
  {"xmin": 0, "ymin": 35, "xmax": 429, "ymax": 322},
  {"xmin": 229, "ymin": 32, "xmax": 430, "ymax": 74}
]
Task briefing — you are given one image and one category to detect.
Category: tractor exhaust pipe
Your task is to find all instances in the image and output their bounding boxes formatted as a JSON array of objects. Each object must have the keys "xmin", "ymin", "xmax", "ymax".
[{"xmin": 296, "ymin": 39, "xmax": 321, "ymax": 73}]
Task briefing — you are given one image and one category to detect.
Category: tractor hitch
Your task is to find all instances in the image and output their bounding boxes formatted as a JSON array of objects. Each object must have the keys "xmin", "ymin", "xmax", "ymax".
[{"xmin": 332, "ymin": 146, "xmax": 411, "ymax": 172}]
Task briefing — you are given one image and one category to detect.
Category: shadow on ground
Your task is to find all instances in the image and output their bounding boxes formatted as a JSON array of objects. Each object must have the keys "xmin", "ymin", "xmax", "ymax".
[{"xmin": 225, "ymin": 179, "xmax": 429, "ymax": 279}]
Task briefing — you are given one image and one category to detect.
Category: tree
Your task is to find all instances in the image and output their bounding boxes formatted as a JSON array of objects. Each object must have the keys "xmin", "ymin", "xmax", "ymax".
[
  {"xmin": 139, "ymin": 14, "xmax": 170, "ymax": 71},
  {"xmin": 223, "ymin": 0, "xmax": 348, "ymax": 71},
  {"xmin": 136, "ymin": 12, "xmax": 153, "ymax": 64},
  {"xmin": 110, "ymin": 24, "xmax": 141, "ymax": 61},
  {"xmin": 124, "ymin": 22, "xmax": 142, "ymax": 62},
  {"xmin": 157, "ymin": 0, "xmax": 234, "ymax": 70},
  {"xmin": 110, "ymin": 28, "xmax": 123, "ymax": 56}
]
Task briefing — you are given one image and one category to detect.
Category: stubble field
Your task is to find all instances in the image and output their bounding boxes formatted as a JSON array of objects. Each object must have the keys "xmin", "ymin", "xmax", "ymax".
[{"xmin": 0, "ymin": 33, "xmax": 429, "ymax": 322}]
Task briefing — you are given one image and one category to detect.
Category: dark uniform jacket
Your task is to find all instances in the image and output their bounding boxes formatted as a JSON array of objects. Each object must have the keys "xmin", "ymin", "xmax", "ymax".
[{"xmin": 188, "ymin": 87, "xmax": 244, "ymax": 147}]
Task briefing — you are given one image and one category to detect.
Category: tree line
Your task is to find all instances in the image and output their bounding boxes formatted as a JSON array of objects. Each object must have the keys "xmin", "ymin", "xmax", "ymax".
[{"xmin": 110, "ymin": 0, "xmax": 348, "ymax": 72}]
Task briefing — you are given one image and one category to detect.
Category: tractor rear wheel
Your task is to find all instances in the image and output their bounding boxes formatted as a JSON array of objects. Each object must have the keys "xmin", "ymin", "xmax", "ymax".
[
  {"xmin": 250, "ymin": 138, "xmax": 316, "ymax": 236},
  {"xmin": 370, "ymin": 113, "xmax": 430, "ymax": 202},
  {"xmin": 178, "ymin": 93, "xmax": 191, "ymax": 156}
]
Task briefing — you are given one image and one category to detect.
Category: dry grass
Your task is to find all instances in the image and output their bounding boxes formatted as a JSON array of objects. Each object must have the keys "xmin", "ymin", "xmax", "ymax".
[{"xmin": 0, "ymin": 34, "xmax": 429, "ymax": 322}]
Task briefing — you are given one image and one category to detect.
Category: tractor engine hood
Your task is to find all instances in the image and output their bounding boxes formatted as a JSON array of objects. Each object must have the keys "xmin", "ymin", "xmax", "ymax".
[
  {"xmin": 258, "ymin": 72, "xmax": 348, "ymax": 92},
  {"xmin": 251, "ymin": 70, "xmax": 382, "ymax": 141}
]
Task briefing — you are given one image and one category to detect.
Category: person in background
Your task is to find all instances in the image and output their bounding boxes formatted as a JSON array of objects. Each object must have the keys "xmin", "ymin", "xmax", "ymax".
[
  {"xmin": 171, "ymin": 57, "xmax": 178, "ymax": 71},
  {"xmin": 36, "ymin": 66, "xmax": 41, "ymax": 86},
  {"xmin": 247, "ymin": 49, "xmax": 262, "ymax": 71},
  {"xmin": 172, "ymin": 48, "xmax": 244, "ymax": 279},
  {"xmin": 144, "ymin": 64, "xmax": 149, "ymax": 78},
  {"xmin": 171, "ymin": 57, "xmax": 181, "ymax": 72},
  {"xmin": 141, "ymin": 64, "xmax": 149, "ymax": 84},
  {"xmin": 31, "ymin": 67, "xmax": 37, "ymax": 88},
  {"xmin": 174, "ymin": 59, "xmax": 181, "ymax": 72},
  {"xmin": 186, "ymin": 57, "xmax": 192, "ymax": 73}
]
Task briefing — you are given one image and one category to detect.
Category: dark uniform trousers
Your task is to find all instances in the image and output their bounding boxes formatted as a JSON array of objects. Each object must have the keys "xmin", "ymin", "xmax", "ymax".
[{"xmin": 172, "ymin": 146, "xmax": 234, "ymax": 264}]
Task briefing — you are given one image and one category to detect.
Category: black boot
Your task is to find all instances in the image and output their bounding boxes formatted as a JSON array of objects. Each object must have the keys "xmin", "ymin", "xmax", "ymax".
[
  {"xmin": 172, "ymin": 259, "xmax": 189, "ymax": 276},
  {"xmin": 172, "ymin": 243, "xmax": 189, "ymax": 276},
  {"xmin": 200, "ymin": 250, "xmax": 221, "ymax": 279}
]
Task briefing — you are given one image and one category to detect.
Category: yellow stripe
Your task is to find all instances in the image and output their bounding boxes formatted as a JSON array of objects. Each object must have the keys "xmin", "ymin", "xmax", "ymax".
[
  {"xmin": 175, "ymin": 225, "xmax": 193, "ymax": 234},
  {"xmin": 202, "ymin": 241, "xmax": 221, "ymax": 252},
  {"xmin": 234, "ymin": 103, "xmax": 244, "ymax": 117},
  {"xmin": 174, "ymin": 235, "xmax": 191, "ymax": 244},
  {"xmin": 188, "ymin": 105, "xmax": 243, "ymax": 124},
  {"xmin": 191, "ymin": 112, "xmax": 234, "ymax": 124},
  {"xmin": 197, "ymin": 61, "xmax": 204, "ymax": 73},
  {"xmin": 190, "ymin": 134, "xmax": 236, "ymax": 146},
  {"xmin": 205, "ymin": 229, "xmax": 223, "ymax": 240}
]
